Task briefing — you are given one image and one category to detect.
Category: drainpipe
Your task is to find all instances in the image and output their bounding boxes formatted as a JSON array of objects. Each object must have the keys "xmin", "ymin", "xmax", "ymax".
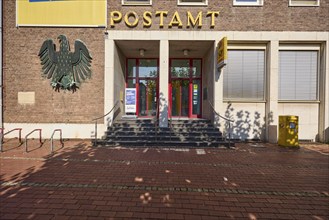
[{"xmin": 0, "ymin": 1, "xmax": 3, "ymax": 141}]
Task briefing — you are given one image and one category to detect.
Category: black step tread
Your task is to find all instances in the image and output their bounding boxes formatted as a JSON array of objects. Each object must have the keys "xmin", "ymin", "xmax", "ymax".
[
  {"xmin": 106, "ymin": 130, "xmax": 222, "ymax": 135},
  {"xmin": 116, "ymin": 119, "xmax": 211, "ymax": 122},
  {"xmin": 97, "ymin": 118, "xmax": 233, "ymax": 148},
  {"xmin": 112, "ymin": 125, "xmax": 214, "ymax": 129},
  {"xmin": 108, "ymin": 127, "xmax": 220, "ymax": 131},
  {"xmin": 99, "ymin": 140, "xmax": 232, "ymax": 147},
  {"xmin": 105, "ymin": 134, "xmax": 223, "ymax": 138},
  {"xmin": 114, "ymin": 120, "xmax": 211, "ymax": 125},
  {"xmin": 104, "ymin": 138, "xmax": 224, "ymax": 142}
]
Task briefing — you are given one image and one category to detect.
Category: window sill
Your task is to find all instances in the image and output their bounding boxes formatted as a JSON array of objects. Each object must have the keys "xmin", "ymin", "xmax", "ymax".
[
  {"xmin": 289, "ymin": 5, "xmax": 319, "ymax": 7},
  {"xmin": 122, "ymin": 2, "xmax": 152, "ymax": 6},
  {"xmin": 177, "ymin": 3, "xmax": 208, "ymax": 6},
  {"xmin": 122, "ymin": 4, "xmax": 152, "ymax": 6},
  {"xmin": 278, "ymin": 100, "xmax": 320, "ymax": 103},
  {"xmin": 233, "ymin": 4, "xmax": 263, "ymax": 6},
  {"xmin": 223, "ymin": 100, "xmax": 266, "ymax": 103}
]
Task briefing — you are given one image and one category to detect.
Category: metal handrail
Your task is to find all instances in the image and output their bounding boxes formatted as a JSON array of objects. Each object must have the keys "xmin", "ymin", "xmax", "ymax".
[
  {"xmin": 25, "ymin": 129, "xmax": 42, "ymax": 152},
  {"xmin": 208, "ymin": 100, "xmax": 234, "ymax": 148},
  {"xmin": 0, "ymin": 128, "xmax": 23, "ymax": 152},
  {"xmin": 92, "ymin": 100, "xmax": 120, "ymax": 146},
  {"xmin": 168, "ymin": 101, "xmax": 173, "ymax": 142},
  {"xmin": 50, "ymin": 129, "xmax": 63, "ymax": 153},
  {"xmin": 154, "ymin": 99, "xmax": 160, "ymax": 142}
]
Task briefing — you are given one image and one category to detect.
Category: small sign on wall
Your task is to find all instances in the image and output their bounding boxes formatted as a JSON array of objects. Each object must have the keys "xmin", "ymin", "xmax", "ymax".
[
  {"xmin": 217, "ymin": 37, "xmax": 228, "ymax": 70},
  {"xmin": 125, "ymin": 88, "xmax": 136, "ymax": 113},
  {"xmin": 18, "ymin": 92, "xmax": 35, "ymax": 105}
]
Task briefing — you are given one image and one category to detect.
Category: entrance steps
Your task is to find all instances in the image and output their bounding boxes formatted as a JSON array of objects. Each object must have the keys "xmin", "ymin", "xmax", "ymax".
[{"xmin": 95, "ymin": 118, "xmax": 233, "ymax": 148}]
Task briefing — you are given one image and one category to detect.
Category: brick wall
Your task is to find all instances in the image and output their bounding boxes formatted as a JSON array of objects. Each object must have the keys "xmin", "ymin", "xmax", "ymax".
[
  {"xmin": 2, "ymin": 1, "xmax": 105, "ymax": 123},
  {"xmin": 108, "ymin": 0, "xmax": 329, "ymax": 31}
]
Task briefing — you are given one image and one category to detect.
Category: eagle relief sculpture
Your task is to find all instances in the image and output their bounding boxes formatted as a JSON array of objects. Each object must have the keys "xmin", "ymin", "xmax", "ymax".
[{"xmin": 38, "ymin": 35, "xmax": 92, "ymax": 92}]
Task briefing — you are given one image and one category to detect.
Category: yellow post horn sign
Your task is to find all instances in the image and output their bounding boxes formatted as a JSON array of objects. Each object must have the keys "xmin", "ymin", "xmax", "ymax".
[{"xmin": 217, "ymin": 37, "xmax": 228, "ymax": 70}]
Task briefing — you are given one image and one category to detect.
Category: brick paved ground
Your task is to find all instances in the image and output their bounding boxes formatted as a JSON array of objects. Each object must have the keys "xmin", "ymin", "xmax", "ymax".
[{"xmin": 0, "ymin": 139, "xmax": 328, "ymax": 220}]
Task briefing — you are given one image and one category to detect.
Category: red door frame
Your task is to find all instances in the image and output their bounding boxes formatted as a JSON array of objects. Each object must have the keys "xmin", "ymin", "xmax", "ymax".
[
  {"xmin": 169, "ymin": 58, "xmax": 202, "ymax": 119},
  {"xmin": 125, "ymin": 58, "xmax": 159, "ymax": 118}
]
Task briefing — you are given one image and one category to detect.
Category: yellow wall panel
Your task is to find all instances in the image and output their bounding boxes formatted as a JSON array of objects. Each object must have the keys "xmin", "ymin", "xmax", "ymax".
[{"xmin": 16, "ymin": 0, "xmax": 107, "ymax": 27}]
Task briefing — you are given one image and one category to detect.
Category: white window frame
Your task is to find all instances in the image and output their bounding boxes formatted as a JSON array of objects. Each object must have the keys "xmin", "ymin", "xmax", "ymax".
[
  {"xmin": 289, "ymin": 0, "xmax": 320, "ymax": 7},
  {"xmin": 278, "ymin": 44, "xmax": 320, "ymax": 102},
  {"xmin": 233, "ymin": 0, "xmax": 263, "ymax": 6},
  {"xmin": 122, "ymin": 0, "xmax": 152, "ymax": 6},
  {"xmin": 177, "ymin": 0, "xmax": 208, "ymax": 6}
]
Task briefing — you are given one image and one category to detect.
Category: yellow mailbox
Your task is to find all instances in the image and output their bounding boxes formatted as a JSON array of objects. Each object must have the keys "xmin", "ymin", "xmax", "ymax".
[{"xmin": 278, "ymin": 115, "xmax": 299, "ymax": 147}]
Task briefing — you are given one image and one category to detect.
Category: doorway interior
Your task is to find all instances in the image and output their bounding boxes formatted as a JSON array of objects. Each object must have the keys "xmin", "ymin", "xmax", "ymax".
[{"xmin": 169, "ymin": 59, "xmax": 202, "ymax": 118}]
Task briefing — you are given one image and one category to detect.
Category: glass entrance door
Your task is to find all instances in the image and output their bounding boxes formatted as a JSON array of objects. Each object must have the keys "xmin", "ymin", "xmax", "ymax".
[
  {"xmin": 170, "ymin": 59, "xmax": 202, "ymax": 118},
  {"xmin": 171, "ymin": 80, "xmax": 189, "ymax": 117},
  {"xmin": 139, "ymin": 79, "xmax": 157, "ymax": 116},
  {"xmin": 126, "ymin": 59, "xmax": 159, "ymax": 117}
]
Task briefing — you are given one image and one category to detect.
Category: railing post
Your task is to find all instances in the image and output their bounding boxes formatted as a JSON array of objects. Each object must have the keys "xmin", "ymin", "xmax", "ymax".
[
  {"xmin": 155, "ymin": 120, "xmax": 157, "ymax": 142},
  {"xmin": 155, "ymin": 100, "xmax": 160, "ymax": 143},
  {"xmin": 228, "ymin": 122, "xmax": 231, "ymax": 149},
  {"xmin": 25, "ymin": 129, "xmax": 42, "ymax": 152},
  {"xmin": 39, "ymin": 129, "xmax": 42, "ymax": 144},
  {"xmin": 25, "ymin": 139, "xmax": 28, "ymax": 152},
  {"xmin": 94, "ymin": 121, "xmax": 97, "ymax": 147},
  {"xmin": 0, "ymin": 128, "xmax": 3, "ymax": 152},
  {"xmin": 18, "ymin": 129, "xmax": 22, "ymax": 143},
  {"xmin": 50, "ymin": 130, "xmax": 55, "ymax": 153},
  {"xmin": 51, "ymin": 138, "xmax": 53, "ymax": 153},
  {"xmin": 170, "ymin": 112, "xmax": 172, "ymax": 142},
  {"xmin": 50, "ymin": 129, "xmax": 63, "ymax": 153},
  {"xmin": 60, "ymin": 130, "xmax": 63, "ymax": 147},
  {"xmin": 167, "ymin": 104, "xmax": 172, "ymax": 142}
]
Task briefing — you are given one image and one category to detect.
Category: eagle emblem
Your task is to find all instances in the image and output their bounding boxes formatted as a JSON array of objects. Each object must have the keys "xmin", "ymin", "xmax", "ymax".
[{"xmin": 38, "ymin": 35, "xmax": 92, "ymax": 92}]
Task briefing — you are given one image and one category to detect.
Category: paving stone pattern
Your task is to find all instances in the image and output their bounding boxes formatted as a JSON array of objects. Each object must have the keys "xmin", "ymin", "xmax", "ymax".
[{"xmin": 0, "ymin": 140, "xmax": 328, "ymax": 220}]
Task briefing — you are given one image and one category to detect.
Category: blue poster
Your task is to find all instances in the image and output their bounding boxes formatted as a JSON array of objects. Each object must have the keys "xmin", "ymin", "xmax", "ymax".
[
  {"xmin": 125, "ymin": 88, "xmax": 136, "ymax": 113},
  {"xmin": 126, "ymin": 90, "xmax": 136, "ymax": 105}
]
